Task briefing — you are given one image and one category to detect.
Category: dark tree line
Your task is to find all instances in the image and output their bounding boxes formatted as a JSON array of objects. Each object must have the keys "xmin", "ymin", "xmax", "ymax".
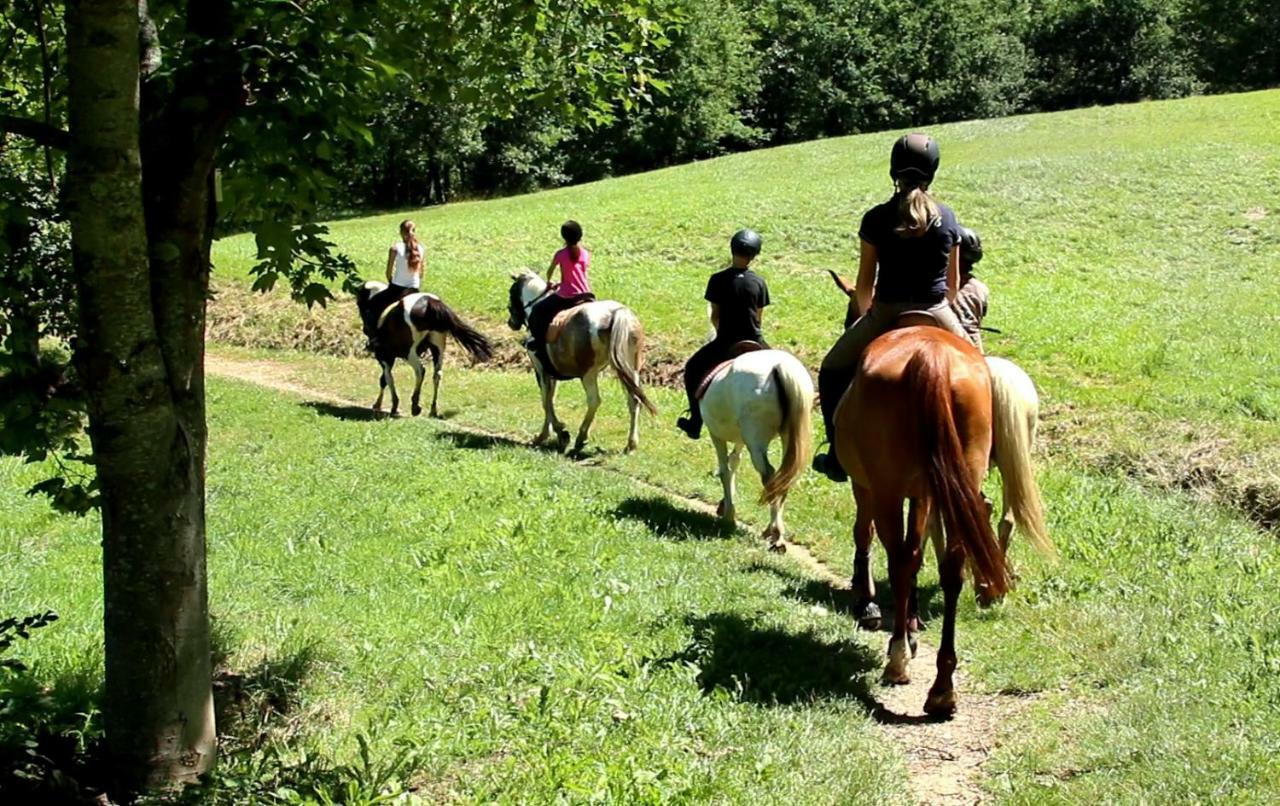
[{"xmin": 337, "ymin": 0, "xmax": 1280, "ymax": 210}]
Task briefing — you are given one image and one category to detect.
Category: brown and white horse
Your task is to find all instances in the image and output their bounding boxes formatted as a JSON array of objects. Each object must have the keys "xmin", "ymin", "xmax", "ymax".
[
  {"xmin": 357, "ymin": 281, "xmax": 493, "ymax": 417},
  {"xmin": 507, "ymin": 271, "xmax": 657, "ymax": 453},
  {"xmin": 836, "ymin": 327, "xmax": 1010, "ymax": 715}
]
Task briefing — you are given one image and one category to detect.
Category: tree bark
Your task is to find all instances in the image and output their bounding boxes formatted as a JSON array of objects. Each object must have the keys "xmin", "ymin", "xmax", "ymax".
[{"xmin": 65, "ymin": 0, "xmax": 215, "ymax": 792}]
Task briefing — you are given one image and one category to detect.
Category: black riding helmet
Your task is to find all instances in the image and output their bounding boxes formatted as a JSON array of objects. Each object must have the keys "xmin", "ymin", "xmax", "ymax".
[
  {"xmin": 890, "ymin": 133, "xmax": 940, "ymax": 183},
  {"xmin": 730, "ymin": 228, "xmax": 762, "ymax": 258},
  {"xmin": 958, "ymin": 226, "xmax": 983, "ymax": 267}
]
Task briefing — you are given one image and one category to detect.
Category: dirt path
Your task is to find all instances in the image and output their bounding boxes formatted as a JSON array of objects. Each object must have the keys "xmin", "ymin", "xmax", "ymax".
[{"xmin": 205, "ymin": 352, "xmax": 1032, "ymax": 805}]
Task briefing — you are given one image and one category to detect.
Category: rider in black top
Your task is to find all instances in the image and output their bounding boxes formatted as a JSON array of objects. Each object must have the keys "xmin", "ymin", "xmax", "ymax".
[{"xmin": 676, "ymin": 229, "xmax": 770, "ymax": 439}]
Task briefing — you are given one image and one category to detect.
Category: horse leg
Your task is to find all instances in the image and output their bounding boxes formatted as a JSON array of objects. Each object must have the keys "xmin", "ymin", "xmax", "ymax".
[
  {"xmin": 876, "ymin": 494, "xmax": 919, "ymax": 685},
  {"xmin": 746, "ymin": 439, "xmax": 784, "ymax": 550},
  {"xmin": 407, "ymin": 346, "xmax": 426, "ymax": 417},
  {"xmin": 625, "ymin": 385, "xmax": 641, "ymax": 454},
  {"xmin": 428, "ymin": 338, "xmax": 444, "ymax": 418},
  {"xmin": 385, "ymin": 358, "xmax": 400, "ymax": 416},
  {"xmin": 533, "ymin": 374, "xmax": 557, "ymax": 446},
  {"xmin": 906, "ymin": 498, "xmax": 932, "ymax": 647},
  {"xmin": 372, "ymin": 359, "xmax": 389, "ymax": 413},
  {"xmin": 573, "ymin": 370, "xmax": 602, "ymax": 454},
  {"xmin": 712, "ymin": 436, "xmax": 736, "ymax": 525},
  {"xmin": 924, "ymin": 541, "xmax": 965, "ymax": 717},
  {"xmin": 851, "ymin": 483, "xmax": 881, "ymax": 631}
]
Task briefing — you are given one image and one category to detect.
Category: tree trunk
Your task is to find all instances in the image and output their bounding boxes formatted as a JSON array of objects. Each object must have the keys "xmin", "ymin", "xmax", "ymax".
[{"xmin": 65, "ymin": 0, "xmax": 215, "ymax": 792}]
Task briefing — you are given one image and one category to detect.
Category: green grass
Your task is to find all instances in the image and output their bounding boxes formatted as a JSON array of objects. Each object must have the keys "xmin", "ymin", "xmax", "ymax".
[
  {"xmin": 3, "ymin": 378, "xmax": 909, "ymax": 803},
  {"xmin": 211, "ymin": 89, "xmax": 1280, "ymax": 522}
]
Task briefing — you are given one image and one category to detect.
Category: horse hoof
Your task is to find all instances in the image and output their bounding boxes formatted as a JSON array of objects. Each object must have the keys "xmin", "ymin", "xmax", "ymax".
[
  {"xmin": 881, "ymin": 666, "xmax": 911, "ymax": 686},
  {"xmin": 923, "ymin": 688, "xmax": 957, "ymax": 718},
  {"xmin": 715, "ymin": 500, "xmax": 726, "ymax": 517},
  {"xmin": 623, "ymin": 442, "xmax": 638, "ymax": 455},
  {"xmin": 856, "ymin": 601, "xmax": 882, "ymax": 632},
  {"xmin": 767, "ymin": 540, "xmax": 786, "ymax": 554},
  {"xmin": 411, "ymin": 406, "xmax": 422, "ymax": 417},
  {"xmin": 532, "ymin": 433, "xmax": 548, "ymax": 446},
  {"xmin": 430, "ymin": 409, "xmax": 441, "ymax": 419}
]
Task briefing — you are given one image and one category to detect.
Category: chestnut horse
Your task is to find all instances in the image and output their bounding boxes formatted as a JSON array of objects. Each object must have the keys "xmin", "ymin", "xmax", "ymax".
[
  {"xmin": 827, "ymin": 271, "xmax": 1051, "ymax": 627},
  {"xmin": 835, "ymin": 327, "xmax": 1009, "ymax": 716}
]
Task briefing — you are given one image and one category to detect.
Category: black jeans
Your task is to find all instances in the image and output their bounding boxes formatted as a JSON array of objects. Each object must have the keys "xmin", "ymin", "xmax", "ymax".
[
  {"xmin": 682, "ymin": 336, "xmax": 768, "ymax": 424},
  {"xmin": 362, "ymin": 283, "xmax": 417, "ymax": 336}
]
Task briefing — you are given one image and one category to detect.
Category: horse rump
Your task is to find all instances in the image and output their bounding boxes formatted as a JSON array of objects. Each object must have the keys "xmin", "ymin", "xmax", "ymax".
[
  {"xmin": 412, "ymin": 297, "xmax": 494, "ymax": 362},
  {"xmin": 905, "ymin": 345, "xmax": 1010, "ymax": 598}
]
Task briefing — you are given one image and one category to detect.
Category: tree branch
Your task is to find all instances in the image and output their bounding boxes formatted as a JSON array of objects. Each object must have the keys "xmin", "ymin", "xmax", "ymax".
[{"xmin": 0, "ymin": 114, "xmax": 71, "ymax": 151}]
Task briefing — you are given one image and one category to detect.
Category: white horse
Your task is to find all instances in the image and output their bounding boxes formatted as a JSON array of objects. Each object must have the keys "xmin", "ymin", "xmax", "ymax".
[
  {"xmin": 506, "ymin": 271, "xmax": 657, "ymax": 453},
  {"xmin": 698, "ymin": 349, "xmax": 815, "ymax": 550}
]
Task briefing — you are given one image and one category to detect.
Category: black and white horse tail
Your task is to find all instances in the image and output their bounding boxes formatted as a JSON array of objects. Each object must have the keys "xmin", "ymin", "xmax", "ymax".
[
  {"xmin": 415, "ymin": 297, "xmax": 494, "ymax": 362},
  {"xmin": 607, "ymin": 307, "xmax": 657, "ymax": 415}
]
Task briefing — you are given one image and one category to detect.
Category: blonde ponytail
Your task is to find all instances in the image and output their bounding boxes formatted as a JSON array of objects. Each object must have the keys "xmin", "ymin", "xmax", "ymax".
[{"xmin": 894, "ymin": 183, "xmax": 939, "ymax": 239}]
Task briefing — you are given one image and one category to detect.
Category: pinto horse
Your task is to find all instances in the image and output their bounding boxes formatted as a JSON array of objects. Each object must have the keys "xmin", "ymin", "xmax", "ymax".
[
  {"xmin": 356, "ymin": 281, "xmax": 493, "ymax": 417},
  {"xmin": 835, "ymin": 327, "xmax": 1010, "ymax": 715},
  {"xmin": 507, "ymin": 271, "xmax": 657, "ymax": 453},
  {"xmin": 697, "ymin": 348, "xmax": 814, "ymax": 550},
  {"xmin": 827, "ymin": 271, "xmax": 1051, "ymax": 627}
]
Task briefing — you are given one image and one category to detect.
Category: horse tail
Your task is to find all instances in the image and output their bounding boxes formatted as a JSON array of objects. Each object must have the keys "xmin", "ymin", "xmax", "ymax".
[
  {"xmin": 761, "ymin": 356, "xmax": 814, "ymax": 506},
  {"xmin": 907, "ymin": 346, "xmax": 1010, "ymax": 598},
  {"xmin": 422, "ymin": 297, "xmax": 494, "ymax": 362},
  {"xmin": 607, "ymin": 307, "xmax": 658, "ymax": 415},
  {"xmin": 988, "ymin": 357, "xmax": 1054, "ymax": 557}
]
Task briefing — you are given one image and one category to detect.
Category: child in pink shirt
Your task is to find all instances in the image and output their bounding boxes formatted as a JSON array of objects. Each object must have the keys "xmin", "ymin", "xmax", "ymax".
[{"xmin": 527, "ymin": 220, "xmax": 596, "ymax": 377}]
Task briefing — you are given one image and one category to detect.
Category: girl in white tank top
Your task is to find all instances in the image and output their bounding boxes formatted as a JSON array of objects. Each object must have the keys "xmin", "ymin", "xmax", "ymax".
[{"xmin": 387, "ymin": 222, "xmax": 424, "ymax": 289}]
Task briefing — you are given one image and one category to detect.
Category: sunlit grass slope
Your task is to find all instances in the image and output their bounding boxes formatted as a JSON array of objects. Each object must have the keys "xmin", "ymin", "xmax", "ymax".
[{"xmin": 213, "ymin": 90, "xmax": 1280, "ymax": 516}]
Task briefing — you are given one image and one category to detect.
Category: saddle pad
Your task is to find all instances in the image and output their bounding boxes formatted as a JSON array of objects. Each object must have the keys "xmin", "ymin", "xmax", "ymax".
[
  {"xmin": 695, "ymin": 360, "xmax": 735, "ymax": 402},
  {"xmin": 546, "ymin": 303, "xmax": 591, "ymax": 344}
]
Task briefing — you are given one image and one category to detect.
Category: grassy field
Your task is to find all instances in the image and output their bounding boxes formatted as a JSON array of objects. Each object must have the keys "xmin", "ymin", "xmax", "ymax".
[
  {"xmin": 3, "ymin": 91, "xmax": 1280, "ymax": 802},
  {"xmin": 4, "ymin": 355, "xmax": 1279, "ymax": 802},
  {"xmin": 210, "ymin": 89, "xmax": 1280, "ymax": 525}
]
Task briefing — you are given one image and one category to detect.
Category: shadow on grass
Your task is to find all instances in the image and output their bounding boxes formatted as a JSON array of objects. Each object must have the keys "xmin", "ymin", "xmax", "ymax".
[
  {"xmin": 301, "ymin": 400, "xmax": 382, "ymax": 422},
  {"xmin": 433, "ymin": 429, "xmax": 525, "ymax": 451},
  {"xmin": 651, "ymin": 612, "xmax": 879, "ymax": 706},
  {"xmin": 750, "ymin": 562, "xmax": 945, "ymax": 629},
  {"xmin": 612, "ymin": 496, "xmax": 734, "ymax": 540},
  {"xmin": 0, "ymin": 623, "xmax": 325, "ymax": 804}
]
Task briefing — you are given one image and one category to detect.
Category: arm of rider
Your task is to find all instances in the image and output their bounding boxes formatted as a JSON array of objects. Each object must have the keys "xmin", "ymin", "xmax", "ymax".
[
  {"xmin": 546, "ymin": 258, "xmax": 559, "ymax": 289},
  {"xmin": 854, "ymin": 239, "xmax": 877, "ymax": 317},
  {"xmin": 946, "ymin": 246, "xmax": 960, "ymax": 304},
  {"xmin": 385, "ymin": 247, "xmax": 396, "ymax": 283},
  {"xmin": 709, "ymin": 303, "xmax": 721, "ymax": 334}
]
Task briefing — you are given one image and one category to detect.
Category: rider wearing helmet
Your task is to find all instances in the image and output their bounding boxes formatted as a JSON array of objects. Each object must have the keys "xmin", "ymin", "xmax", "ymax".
[
  {"xmin": 676, "ymin": 229, "xmax": 771, "ymax": 439},
  {"xmin": 953, "ymin": 226, "xmax": 991, "ymax": 352},
  {"xmin": 811, "ymin": 133, "xmax": 976, "ymax": 482}
]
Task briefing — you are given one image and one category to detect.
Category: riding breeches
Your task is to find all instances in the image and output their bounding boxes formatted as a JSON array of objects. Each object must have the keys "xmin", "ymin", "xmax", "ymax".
[{"xmin": 819, "ymin": 299, "xmax": 973, "ymax": 374}]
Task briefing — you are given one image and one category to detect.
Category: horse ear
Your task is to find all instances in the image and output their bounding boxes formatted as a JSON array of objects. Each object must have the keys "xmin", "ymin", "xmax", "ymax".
[
  {"xmin": 828, "ymin": 269, "xmax": 856, "ymax": 298},
  {"xmin": 509, "ymin": 272, "xmax": 520, "ymax": 281}
]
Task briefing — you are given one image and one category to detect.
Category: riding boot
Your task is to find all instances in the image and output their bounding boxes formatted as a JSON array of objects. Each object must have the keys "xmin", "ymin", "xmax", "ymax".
[
  {"xmin": 812, "ymin": 366, "xmax": 853, "ymax": 482},
  {"xmin": 676, "ymin": 411, "xmax": 702, "ymax": 440}
]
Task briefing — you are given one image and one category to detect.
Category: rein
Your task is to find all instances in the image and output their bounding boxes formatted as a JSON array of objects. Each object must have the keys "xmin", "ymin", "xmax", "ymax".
[{"xmin": 520, "ymin": 285, "xmax": 555, "ymax": 315}]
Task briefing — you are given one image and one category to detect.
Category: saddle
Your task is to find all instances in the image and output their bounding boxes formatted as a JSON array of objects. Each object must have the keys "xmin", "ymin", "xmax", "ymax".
[
  {"xmin": 375, "ymin": 292, "xmax": 439, "ymax": 329},
  {"xmin": 694, "ymin": 341, "xmax": 767, "ymax": 401},
  {"xmin": 893, "ymin": 310, "xmax": 943, "ymax": 330}
]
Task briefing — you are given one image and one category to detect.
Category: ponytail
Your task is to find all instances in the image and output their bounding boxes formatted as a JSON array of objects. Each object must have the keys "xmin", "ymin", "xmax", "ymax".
[
  {"xmin": 400, "ymin": 219, "xmax": 422, "ymax": 271},
  {"xmin": 894, "ymin": 183, "xmax": 939, "ymax": 239}
]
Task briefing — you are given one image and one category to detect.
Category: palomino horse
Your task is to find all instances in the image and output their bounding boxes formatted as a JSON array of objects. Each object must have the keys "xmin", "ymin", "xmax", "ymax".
[
  {"xmin": 835, "ymin": 327, "xmax": 1010, "ymax": 715},
  {"xmin": 827, "ymin": 272, "xmax": 1051, "ymax": 627},
  {"xmin": 697, "ymin": 348, "xmax": 814, "ymax": 550},
  {"xmin": 507, "ymin": 271, "xmax": 657, "ymax": 453},
  {"xmin": 356, "ymin": 282, "xmax": 493, "ymax": 417}
]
